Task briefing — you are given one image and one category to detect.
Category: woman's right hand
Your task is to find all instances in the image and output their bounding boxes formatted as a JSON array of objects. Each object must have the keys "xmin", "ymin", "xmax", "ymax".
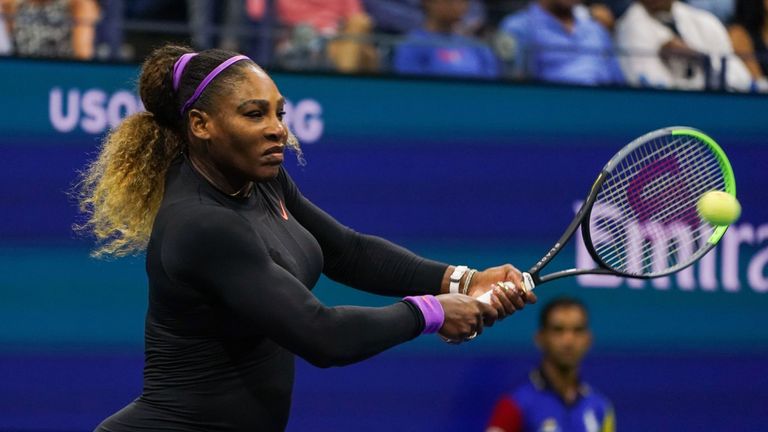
[{"xmin": 436, "ymin": 294, "xmax": 498, "ymax": 343}]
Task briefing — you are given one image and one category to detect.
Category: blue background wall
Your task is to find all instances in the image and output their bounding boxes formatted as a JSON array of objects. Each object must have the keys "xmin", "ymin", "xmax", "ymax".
[{"xmin": 1, "ymin": 58, "xmax": 767, "ymax": 431}]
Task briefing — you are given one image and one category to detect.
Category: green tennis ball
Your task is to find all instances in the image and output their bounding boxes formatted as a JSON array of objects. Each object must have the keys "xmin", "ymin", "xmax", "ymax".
[{"xmin": 697, "ymin": 191, "xmax": 741, "ymax": 226}]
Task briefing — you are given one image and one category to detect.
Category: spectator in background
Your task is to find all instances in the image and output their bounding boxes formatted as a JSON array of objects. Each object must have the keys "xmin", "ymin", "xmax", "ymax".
[
  {"xmin": 246, "ymin": 0, "xmax": 378, "ymax": 73},
  {"xmin": 120, "ymin": 0, "xmax": 189, "ymax": 61},
  {"xmin": 592, "ymin": 0, "xmax": 635, "ymax": 23},
  {"xmin": 685, "ymin": 0, "xmax": 734, "ymax": 23},
  {"xmin": 0, "ymin": 6, "xmax": 11, "ymax": 54},
  {"xmin": 93, "ymin": 0, "xmax": 123, "ymax": 60},
  {"xmin": 0, "ymin": 0, "xmax": 99, "ymax": 59},
  {"xmin": 363, "ymin": 0, "xmax": 488, "ymax": 35},
  {"xmin": 393, "ymin": 0, "xmax": 500, "ymax": 79},
  {"xmin": 363, "ymin": 0, "xmax": 423, "ymax": 34},
  {"xmin": 615, "ymin": 0, "xmax": 752, "ymax": 90},
  {"xmin": 498, "ymin": 0, "xmax": 625, "ymax": 85},
  {"xmin": 486, "ymin": 297, "xmax": 615, "ymax": 432},
  {"xmin": 728, "ymin": 0, "xmax": 768, "ymax": 89},
  {"xmin": 585, "ymin": 0, "xmax": 618, "ymax": 30},
  {"xmin": 188, "ymin": 0, "xmax": 245, "ymax": 52}
]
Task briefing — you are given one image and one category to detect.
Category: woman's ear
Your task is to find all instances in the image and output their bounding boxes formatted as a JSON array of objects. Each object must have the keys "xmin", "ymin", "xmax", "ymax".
[{"xmin": 188, "ymin": 109, "xmax": 213, "ymax": 141}]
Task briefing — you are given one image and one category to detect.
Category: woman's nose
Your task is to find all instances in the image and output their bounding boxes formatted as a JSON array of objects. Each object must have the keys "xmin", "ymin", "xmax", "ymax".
[{"xmin": 265, "ymin": 117, "xmax": 287, "ymax": 142}]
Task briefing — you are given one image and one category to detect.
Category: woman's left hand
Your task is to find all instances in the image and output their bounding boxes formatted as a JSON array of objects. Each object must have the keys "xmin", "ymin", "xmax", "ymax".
[{"xmin": 466, "ymin": 264, "xmax": 537, "ymax": 321}]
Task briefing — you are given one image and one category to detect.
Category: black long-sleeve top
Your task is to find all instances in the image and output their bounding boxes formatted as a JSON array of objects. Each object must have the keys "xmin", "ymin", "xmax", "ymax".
[{"xmin": 95, "ymin": 157, "xmax": 448, "ymax": 432}]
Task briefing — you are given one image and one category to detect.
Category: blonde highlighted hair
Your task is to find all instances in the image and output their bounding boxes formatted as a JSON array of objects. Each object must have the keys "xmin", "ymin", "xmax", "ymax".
[{"xmin": 76, "ymin": 112, "xmax": 183, "ymax": 257}]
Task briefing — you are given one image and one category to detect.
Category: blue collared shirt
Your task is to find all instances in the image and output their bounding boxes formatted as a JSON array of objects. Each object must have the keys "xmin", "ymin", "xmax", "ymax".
[
  {"xmin": 500, "ymin": 3, "xmax": 625, "ymax": 86},
  {"xmin": 393, "ymin": 29, "xmax": 501, "ymax": 79},
  {"xmin": 489, "ymin": 368, "xmax": 615, "ymax": 432}
]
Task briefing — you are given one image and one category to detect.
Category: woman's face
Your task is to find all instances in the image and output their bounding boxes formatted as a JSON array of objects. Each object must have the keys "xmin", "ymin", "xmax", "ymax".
[{"xmin": 195, "ymin": 65, "xmax": 288, "ymax": 184}]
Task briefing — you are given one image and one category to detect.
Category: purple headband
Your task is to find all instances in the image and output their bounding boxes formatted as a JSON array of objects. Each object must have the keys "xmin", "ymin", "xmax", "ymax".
[
  {"xmin": 172, "ymin": 53, "xmax": 197, "ymax": 91},
  {"xmin": 172, "ymin": 53, "xmax": 251, "ymax": 115}
]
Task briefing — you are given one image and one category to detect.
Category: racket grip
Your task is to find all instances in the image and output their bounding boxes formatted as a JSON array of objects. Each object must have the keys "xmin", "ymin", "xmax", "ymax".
[{"xmin": 476, "ymin": 272, "xmax": 536, "ymax": 304}]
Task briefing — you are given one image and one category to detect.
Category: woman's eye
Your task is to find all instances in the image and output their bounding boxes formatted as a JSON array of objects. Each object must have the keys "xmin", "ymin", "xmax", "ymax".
[
  {"xmin": 246, "ymin": 111, "xmax": 264, "ymax": 118},
  {"xmin": 277, "ymin": 111, "xmax": 286, "ymax": 120}
]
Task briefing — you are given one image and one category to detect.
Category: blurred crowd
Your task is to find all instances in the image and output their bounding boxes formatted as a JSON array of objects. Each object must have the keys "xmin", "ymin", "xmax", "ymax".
[{"xmin": 1, "ymin": 0, "xmax": 767, "ymax": 92}]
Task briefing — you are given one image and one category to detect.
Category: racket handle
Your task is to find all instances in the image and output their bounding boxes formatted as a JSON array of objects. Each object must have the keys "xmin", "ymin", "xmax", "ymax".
[{"xmin": 476, "ymin": 272, "xmax": 536, "ymax": 304}]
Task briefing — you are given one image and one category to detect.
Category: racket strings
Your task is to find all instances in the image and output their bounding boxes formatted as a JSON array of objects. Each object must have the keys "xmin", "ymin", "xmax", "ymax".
[
  {"xmin": 618, "ymin": 140, "xmax": 721, "ymax": 226},
  {"xmin": 597, "ymin": 140, "xmax": 722, "ymax": 273},
  {"xmin": 597, "ymin": 140, "xmax": 721, "ymax": 269},
  {"xmin": 590, "ymin": 135, "xmax": 725, "ymax": 276}
]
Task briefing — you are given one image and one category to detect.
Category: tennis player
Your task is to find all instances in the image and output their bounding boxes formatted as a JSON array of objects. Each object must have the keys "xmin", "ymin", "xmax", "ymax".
[
  {"xmin": 486, "ymin": 297, "xmax": 614, "ymax": 432},
  {"xmin": 78, "ymin": 45, "xmax": 536, "ymax": 432}
]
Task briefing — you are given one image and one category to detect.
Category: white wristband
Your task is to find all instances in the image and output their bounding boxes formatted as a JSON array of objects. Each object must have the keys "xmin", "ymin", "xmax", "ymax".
[{"xmin": 449, "ymin": 265, "xmax": 469, "ymax": 294}]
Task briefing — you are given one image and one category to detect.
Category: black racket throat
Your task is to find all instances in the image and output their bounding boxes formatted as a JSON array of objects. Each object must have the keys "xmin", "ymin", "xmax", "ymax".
[{"xmin": 527, "ymin": 170, "xmax": 630, "ymax": 284}]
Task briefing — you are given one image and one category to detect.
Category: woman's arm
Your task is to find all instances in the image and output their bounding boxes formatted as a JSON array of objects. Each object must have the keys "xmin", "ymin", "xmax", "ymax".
[
  {"xmin": 70, "ymin": 0, "xmax": 99, "ymax": 59},
  {"xmin": 162, "ymin": 206, "xmax": 493, "ymax": 365},
  {"xmin": 728, "ymin": 24, "xmax": 765, "ymax": 80},
  {"xmin": 162, "ymin": 206, "xmax": 422, "ymax": 367},
  {"xmin": 279, "ymin": 169, "xmax": 449, "ymax": 296},
  {"xmin": 279, "ymin": 169, "xmax": 535, "ymax": 316},
  {"xmin": 1, "ymin": 0, "xmax": 16, "ymax": 34}
]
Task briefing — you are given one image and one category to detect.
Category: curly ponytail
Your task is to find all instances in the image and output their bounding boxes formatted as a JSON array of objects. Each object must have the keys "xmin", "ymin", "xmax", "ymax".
[{"xmin": 77, "ymin": 45, "xmax": 192, "ymax": 257}]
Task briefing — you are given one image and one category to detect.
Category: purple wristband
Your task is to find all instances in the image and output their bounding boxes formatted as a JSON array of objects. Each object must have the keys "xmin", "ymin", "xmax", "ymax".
[{"xmin": 403, "ymin": 295, "xmax": 445, "ymax": 334}]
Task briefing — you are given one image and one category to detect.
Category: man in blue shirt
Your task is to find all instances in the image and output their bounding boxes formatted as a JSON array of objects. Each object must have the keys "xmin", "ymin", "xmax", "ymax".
[
  {"xmin": 486, "ymin": 297, "xmax": 615, "ymax": 432},
  {"xmin": 362, "ymin": 0, "xmax": 486, "ymax": 35},
  {"xmin": 393, "ymin": 0, "xmax": 500, "ymax": 78},
  {"xmin": 499, "ymin": 0, "xmax": 625, "ymax": 85}
]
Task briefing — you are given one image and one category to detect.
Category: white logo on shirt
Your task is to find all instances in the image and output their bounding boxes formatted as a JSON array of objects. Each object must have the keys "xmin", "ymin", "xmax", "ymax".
[
  {"xmin": 539, "ymin": 418, "xmax": 560, "ymax": 432},
  {"xmin": 584, "ymin": 408, "xmax": 599, "ymax": 432}
]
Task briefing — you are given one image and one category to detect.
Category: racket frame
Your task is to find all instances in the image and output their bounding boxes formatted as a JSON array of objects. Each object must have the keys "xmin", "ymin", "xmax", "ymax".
[{"xmin": 523, "ymin": 126, "xmax": 736, "ymax": 290}]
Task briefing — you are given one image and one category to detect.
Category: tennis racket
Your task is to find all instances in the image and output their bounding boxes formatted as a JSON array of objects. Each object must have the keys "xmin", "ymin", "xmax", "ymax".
[{"xmin": 479, "ymin": 126, "xmax": 736, "ymax": 302}]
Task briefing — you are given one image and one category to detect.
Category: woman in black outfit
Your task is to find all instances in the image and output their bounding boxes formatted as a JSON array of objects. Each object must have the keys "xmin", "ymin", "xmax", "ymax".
[{"xmin": 79, "ymin": 45, "xmax": 535, "ymax": 432}]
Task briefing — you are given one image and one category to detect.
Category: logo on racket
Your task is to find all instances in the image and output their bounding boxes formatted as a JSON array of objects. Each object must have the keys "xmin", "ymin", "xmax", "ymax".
[{"xmin": 626, "ymin": 155, "xmax": 698, "ymax": 229}]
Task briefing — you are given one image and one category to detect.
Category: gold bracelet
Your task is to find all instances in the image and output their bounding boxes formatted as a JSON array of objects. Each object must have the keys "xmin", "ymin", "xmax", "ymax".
[{"xmin": 461, "ymin": 269, "xmax": 477, "ymax": 295}]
